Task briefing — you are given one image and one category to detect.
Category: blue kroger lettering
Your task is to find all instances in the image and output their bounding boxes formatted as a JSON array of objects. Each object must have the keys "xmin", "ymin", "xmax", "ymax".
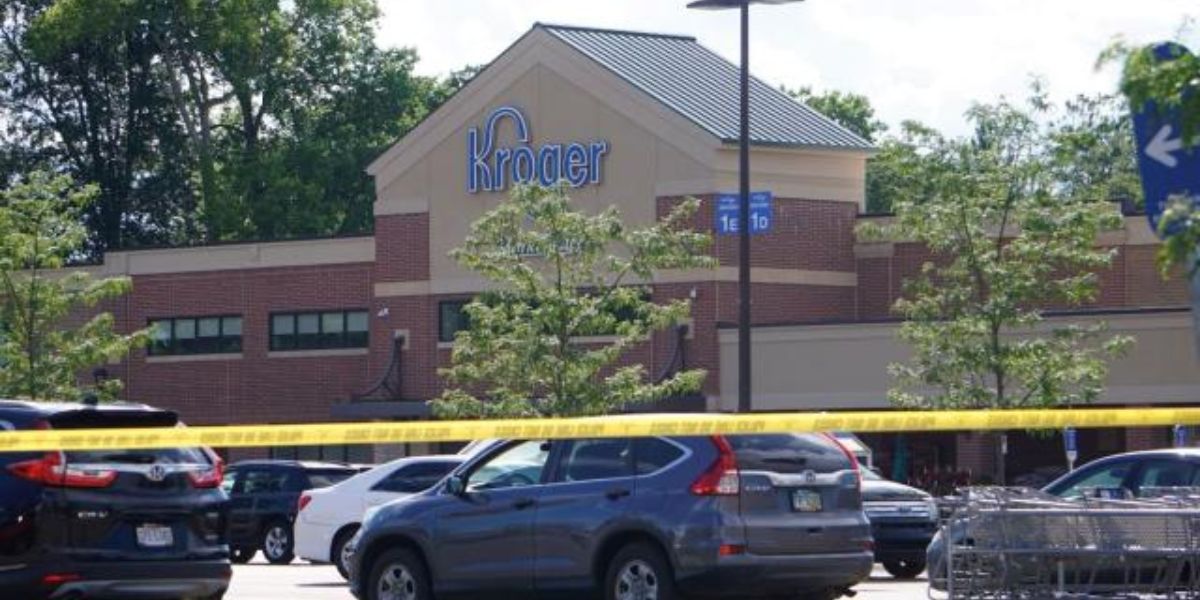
[{"xmin": 467, "ymin": 106, "xmax": 609, "ymax": 193}]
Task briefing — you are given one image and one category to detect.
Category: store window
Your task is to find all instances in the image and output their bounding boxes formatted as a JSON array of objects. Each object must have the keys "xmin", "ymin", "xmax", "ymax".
[
  {"xmin": 270, "ymin": 309, "xmax": 368, "ymax": 351},
  {"xmin": 439, "ymin": 300, "xmax": 471, "ymax": 343},
  {"xmin": 148, "ymin": 316, "xmax": 242, "ymax": 356}
]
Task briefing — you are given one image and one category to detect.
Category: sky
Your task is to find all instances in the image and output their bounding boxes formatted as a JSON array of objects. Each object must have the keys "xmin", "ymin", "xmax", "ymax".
[{"xmin": 376, "ymin": 0, "xmax": 1195, "ymax": 138}]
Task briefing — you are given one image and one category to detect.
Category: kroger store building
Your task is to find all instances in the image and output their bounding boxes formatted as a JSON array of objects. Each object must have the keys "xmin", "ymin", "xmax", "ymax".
[{"xmin": 85, "ymin": 24, "xmax": 1200, "ymax": 482}]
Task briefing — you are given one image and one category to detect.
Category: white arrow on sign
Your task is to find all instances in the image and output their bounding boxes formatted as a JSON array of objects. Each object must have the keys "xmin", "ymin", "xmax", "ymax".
[{"xmin": 1147, "ymin": 124, "xmax": 1185, "ymax": 168}]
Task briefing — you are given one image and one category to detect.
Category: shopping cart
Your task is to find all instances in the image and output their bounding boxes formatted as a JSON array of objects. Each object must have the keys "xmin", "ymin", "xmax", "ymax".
[{"xmin": 930, "ymin": 487, "xmax": 1200, "ymax": 599}]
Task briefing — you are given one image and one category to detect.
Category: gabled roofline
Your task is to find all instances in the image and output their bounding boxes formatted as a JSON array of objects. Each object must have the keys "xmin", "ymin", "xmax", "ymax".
[
  {"xmin": 365, "ymin": 26, "xmax": 542, "ymax": 176},
  {"xmin": 533, "ymin": 22, "xmax": 696, "ymax": 42}
]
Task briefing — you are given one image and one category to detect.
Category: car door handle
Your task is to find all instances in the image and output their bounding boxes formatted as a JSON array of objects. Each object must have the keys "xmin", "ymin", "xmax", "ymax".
[
  {"xmin": 512, "ymin": 498, "xmax": 537, "ymax": 510},
  {"xmin": 605, "ymin": 488, "xmax": 631, "ymax": 500}
]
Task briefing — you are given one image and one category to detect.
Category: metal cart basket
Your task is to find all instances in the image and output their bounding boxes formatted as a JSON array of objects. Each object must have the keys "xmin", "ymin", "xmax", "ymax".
[{"xmin": 931, "ymin": 487, "xmax": 1200, "ymax": 599}]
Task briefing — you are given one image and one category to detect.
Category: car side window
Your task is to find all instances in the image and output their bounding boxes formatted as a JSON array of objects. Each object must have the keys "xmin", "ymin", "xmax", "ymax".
[
  {"xmin": 466, "ymin": 440, "xmax": 551, "ymax": 491},
  {"xmin": 221, "ymin": 470, "xmax": 238, "ymax": 494},
  {"xmin": 635, "ymin": 438, "xmax": 685, "ymax": 475},
  {"xmin": 240, "ymin": 469, "xmax": 289, "ymax": 494},
  {"xmin": 1050, "ymin": 460, "xmax": 1134, "ymax": 499},
  {"xmin": 1133, "ymin": 459, "xmax": 1196, "ymax": 494},
  {"xmin": 372, "ymin": 462, "xmax": 458, "ymax": 493},
  {"xmin": 553, "ymin": 439, "xmax": 634, "ymax": 483}
]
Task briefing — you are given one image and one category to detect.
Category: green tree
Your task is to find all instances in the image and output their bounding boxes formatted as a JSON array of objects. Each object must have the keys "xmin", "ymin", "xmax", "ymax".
[
  {"xmin": 0, "ymin": 172, "xmax": 148, "ymax": 401},
  {"xmin": 0, "ymin": 0, "xmax": 199, "ymax": 254},
  {"xmin": 0, "ymin": 0, "xmax": 443, "ymax": 250},
  {"xmin": 859, "ymin": 96, "xmax": 1133, "ymax": 482},
  {"xmin": 785, "ymin": 86, "xmax": 887, "ymax": 143},
  {"xmin": 433, "ymin": 184, "xmax": 716, "ymax": 418}
]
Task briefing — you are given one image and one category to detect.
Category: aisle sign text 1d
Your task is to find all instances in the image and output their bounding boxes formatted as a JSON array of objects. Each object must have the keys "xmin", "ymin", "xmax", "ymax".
[
  {"xmin": 468, "ymin": 106, "xmax": 609, "ymax": 194},
  {"xmin": 715, "ymin": 191, "xmax": 773, "ymax": 235}
]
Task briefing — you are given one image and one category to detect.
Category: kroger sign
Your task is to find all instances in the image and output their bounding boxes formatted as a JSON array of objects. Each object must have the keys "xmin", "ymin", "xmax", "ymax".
[{"xmin": 467, "ymin": 106, "xmax": 609, "ymax": 194}]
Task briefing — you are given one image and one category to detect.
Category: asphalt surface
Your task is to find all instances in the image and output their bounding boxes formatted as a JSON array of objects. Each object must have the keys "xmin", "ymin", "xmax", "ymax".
[{"xmin": 227, "ymin": 559, "xmax": 929, "ymax": 599}]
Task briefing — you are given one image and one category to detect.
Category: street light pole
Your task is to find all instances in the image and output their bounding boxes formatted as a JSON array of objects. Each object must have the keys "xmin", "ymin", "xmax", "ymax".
[
  {"xmin": 688, "ymin": 0, "xmax": 804, "ymax": 413},
  {"xmin": 736, "ymin": 2, "xmax": 752, "ymax": 414}
]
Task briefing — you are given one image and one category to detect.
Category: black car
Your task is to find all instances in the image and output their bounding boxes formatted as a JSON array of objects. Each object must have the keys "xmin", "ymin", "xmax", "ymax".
[
  {"xmin": 0, "ymin": 399, "xmax": 230, "ymax": 600},
  {"xmin": 223, "ymin": 460, "xmax": 359, "ymax": 565},
  {"xmin": 348, "ymin": 433, "xmax": 874, "ymax": 600},
  {"xmin": 860, "ymin": 469, "xmax": 938, "ymax": 579}
]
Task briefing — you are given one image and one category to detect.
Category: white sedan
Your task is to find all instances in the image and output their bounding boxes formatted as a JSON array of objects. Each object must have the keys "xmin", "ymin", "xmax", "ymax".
[{"xmin": 294, "ymin": 454, "xmax": 463, "ymax": 578}]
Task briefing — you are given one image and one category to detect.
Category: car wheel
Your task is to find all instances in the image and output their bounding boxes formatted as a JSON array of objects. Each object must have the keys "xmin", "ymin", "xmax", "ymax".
[
  {"xmin": 883, "ymin": 558, "xmax": 926, "ymax": 580},
  {"xmin": 261, "ymin": 521, "xmax": 295, "ymax": 565},
  {"xmin": 332, "ymin": 525, "xmax": 360, "ymax": 580},
  {"xmin": 367, "ymin": 548, "xmax": 432, "ymax": 600},
  {"xmin": 605, "ymin": 542, "xmax": 677, "ymax": 600},
  {"xmin": 230, "ymin": 546, "xmax": 256, "ymax": 564}
]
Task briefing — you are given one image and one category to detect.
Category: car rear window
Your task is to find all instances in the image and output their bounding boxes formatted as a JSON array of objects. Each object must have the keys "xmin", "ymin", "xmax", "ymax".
[
  {"xmin": 728, "ymin": 434, "xmax": 851, "ymax": 474},
  {"xmin": 65, "ymin": 447, "xmax": 210, "ymax": 465},
  {"xmin": 306, "ymin": 469, "xmax": 356, "ymax": 488}
]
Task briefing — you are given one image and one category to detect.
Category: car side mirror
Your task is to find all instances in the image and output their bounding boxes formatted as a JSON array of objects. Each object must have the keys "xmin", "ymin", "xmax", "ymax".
[{"xmin": 446, "ymin": 475, "xmax": 466, "ymax": 496}]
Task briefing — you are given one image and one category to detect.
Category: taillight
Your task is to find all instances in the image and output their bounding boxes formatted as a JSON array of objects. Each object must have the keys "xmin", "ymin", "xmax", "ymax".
[
  {"xmin": 298, "ymin": 493, "xmax": 312, "ymax": 513},
  {"xmin": 822, "ymin": 433, "xmax": 861, "ymax": 488},
  {"xmin": 189, "ymin": 448, "xmax": 224, "ymax": 489},
  {"xmin": 690, "ymin": 436, "xmax": 740, "ymax": 496},
  {"xmin": 7, "ymin": 452, "xmax": 116, "ymax": 488}
]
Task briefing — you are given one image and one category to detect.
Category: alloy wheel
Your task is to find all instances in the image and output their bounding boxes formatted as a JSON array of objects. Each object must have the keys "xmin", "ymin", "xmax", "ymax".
[
  {"xmin": 376, "ymin": 562, "xmax": 418, "ymax": 600},
  {"xmin": 615, "ymin": 559, "xmax": 660, "ymax": 600},
  {"xmin": 264, "ymin": 526, "xmax": 288, "ymax": 560}
]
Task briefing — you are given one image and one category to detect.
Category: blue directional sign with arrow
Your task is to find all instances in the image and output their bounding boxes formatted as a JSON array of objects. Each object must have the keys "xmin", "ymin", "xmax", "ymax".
[{"xmin": 1131, "ymin": 42, "xmax": 1200, "ymax": 235}]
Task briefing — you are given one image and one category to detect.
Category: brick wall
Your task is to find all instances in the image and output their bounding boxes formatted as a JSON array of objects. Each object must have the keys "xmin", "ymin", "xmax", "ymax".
[
  {"xmin": 854, "ymin": 232, "xmax": 1189, "ymax": 320},
  {"xmin": 375, "ymin": 214, "xmax": 429, "ymax": 282},
  {"xmin": 120, "ymin": 263, "xmax": 375, "ymax": 426}
]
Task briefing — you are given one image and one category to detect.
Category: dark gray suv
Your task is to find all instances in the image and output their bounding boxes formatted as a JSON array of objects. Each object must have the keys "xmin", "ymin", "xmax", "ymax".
[{"xmin": 348, "ymin": 434, "xmax": 873, "ymax": 600}]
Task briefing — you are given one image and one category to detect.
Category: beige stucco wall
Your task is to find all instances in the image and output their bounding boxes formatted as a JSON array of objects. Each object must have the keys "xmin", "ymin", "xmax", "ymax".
[
  {"xmin": 369, "ymin": 29, "xmax": 869, "ymax": 293},
  {"xmin": 719, "ymin": 310, "xmax": 1200, "ymax": 411}
]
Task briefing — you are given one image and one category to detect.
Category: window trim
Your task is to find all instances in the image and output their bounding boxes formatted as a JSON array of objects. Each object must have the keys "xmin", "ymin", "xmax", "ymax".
[
  {"xmin": 269, "ymin": 309, "xmax": 370, "ymax": 352},
  {"xmin": 147, "ymin": 314, "xmax": 243, "ymax": 357}
]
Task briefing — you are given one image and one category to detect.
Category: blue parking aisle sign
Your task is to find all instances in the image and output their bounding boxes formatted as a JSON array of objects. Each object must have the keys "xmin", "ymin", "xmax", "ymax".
[
  {"xmin": 1131, "ymin": 43, "xmax": 1200, "ymax": 234},
  {"xmin": 715, "ymin": 191, "xmax": 773, "ymax": 235}
]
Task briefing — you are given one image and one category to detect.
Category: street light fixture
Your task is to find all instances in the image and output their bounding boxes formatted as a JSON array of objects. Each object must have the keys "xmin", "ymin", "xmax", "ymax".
[{"xmin": 688, "ymin": 0, "xmax": 806, "ymax": 413}]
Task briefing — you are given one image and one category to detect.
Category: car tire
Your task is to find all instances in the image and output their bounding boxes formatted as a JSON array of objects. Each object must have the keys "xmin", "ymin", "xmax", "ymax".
[
  {"xmin": 230, "ymin": 546, "xmax": 256, "ymax": 564},
  {"xmin": 261, "ymin": 520, "xmax": 295, "ymax": 565},
  {"xmin": 604, "ymin": 542, "xmax": 678, "ymax": 600},
  {"xmin": 332, "ymin": 525, "xmax": 360, "ymax": 581},
  {"xmin": 883, "ymin": 558, "xmax": 926, "ymax": 580},
  {"xmin": 366, "ymin": 548, "xmax": 432, "ymax": 600}
]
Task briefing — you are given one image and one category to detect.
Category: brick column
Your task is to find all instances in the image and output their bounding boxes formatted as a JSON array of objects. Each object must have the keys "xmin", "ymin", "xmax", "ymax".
[
  {"xmin": 955, "ymin": 432, "xmax": 998, "ymax": 483},
  {"xmin": 1125, "ymin": 427, "xmax": 1167, "ymax": 452}
]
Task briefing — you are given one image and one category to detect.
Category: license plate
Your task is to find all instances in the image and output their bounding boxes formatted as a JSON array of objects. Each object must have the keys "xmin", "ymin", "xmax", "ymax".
[
  {"xmin": 136, "ymin": 524, "xmax": 174, "ymax": 548},
  {"xmin": 792, "ymin": 490, "xmax": 823, "ymax": 512}
]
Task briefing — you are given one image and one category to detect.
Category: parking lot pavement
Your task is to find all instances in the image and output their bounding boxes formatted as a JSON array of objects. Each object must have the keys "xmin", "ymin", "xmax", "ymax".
[{"xmin": 227, "ymin": 561, "xmax": 929, "ymax": 600}]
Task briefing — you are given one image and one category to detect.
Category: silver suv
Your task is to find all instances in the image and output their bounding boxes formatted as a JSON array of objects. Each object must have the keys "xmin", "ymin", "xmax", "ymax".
[{"xmin": 348, "ymin": 433, "xmax": 873, "ymax": 600}]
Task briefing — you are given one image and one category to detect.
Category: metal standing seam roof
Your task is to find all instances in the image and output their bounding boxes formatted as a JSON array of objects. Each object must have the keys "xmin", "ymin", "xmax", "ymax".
[{"xmin": 539, "ymin": 23, "xmax": 873, "ymax": 152}]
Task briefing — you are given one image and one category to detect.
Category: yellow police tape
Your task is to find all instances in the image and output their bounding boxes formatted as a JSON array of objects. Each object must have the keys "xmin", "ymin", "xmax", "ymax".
[{"xmin": 1, "ymin": 407, "xmax": 1200, "ymax": 452}]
